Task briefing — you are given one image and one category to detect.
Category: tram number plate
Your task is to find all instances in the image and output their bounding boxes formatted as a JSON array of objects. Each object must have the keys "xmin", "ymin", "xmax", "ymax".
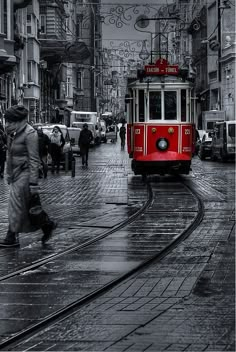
[
  {"xmin": 185, "ymin": 129, "xmax": 191, "ymax": 135},
  {"xmin": 135, "ymin": 129, "xmax": 141, "ymax": 134}
]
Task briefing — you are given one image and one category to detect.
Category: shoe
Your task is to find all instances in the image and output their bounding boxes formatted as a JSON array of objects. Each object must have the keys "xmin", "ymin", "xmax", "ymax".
[
  {"xmin": 41, "ymin": 221, "xmax": 57, "ymax": 244},
  {"xmin": 0, "ymin": 239, "xmax": 20, "ymax": 248},
  {"xmin": 0, "ymin": 231, "xmax": 19, "ymax": 248}
]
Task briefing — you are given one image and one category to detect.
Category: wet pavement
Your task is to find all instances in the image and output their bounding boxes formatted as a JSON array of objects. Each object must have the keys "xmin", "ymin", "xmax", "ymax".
[{"xmin": 0, "ymin": 140, "xmax": 235, "ymax": 351}]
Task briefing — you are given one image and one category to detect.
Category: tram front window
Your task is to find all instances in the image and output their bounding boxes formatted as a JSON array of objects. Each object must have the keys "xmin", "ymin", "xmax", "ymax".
[
  {"xmin": 164, "ymin": 91, "xmax": 177, "ymax": 120},
  {"xmin": 149, "ymin": 91, "xmax": 161, "ymax": 120}
]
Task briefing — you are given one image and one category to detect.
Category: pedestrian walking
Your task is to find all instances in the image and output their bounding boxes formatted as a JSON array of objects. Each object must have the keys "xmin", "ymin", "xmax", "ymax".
[
  {"xmin": 0, "ymin": 105, "xmax": 57, "ymax": 248},
  {"xmin": 119, "ymin": 122, "xmax": 126, "ymax": 150},
  {"xmin": 37, "ymin": 127, "xmax": 50, "ymax": 178},
  {"xmin": 78, "ymin": 123, "xmax": 93, "ymax": 167},
  {"xmin": 49, "ymin": 126, "xmax": 65, "ymax": 174},
  {"xmin": 0, "ymin": 122, "xmax": 7, "ymax": 178}
]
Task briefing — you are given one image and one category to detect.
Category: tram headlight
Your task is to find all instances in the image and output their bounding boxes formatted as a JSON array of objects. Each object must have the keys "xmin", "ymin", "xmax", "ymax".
[{"xmin": 156, "ymin": 138, "xmax": 169, "ymax": 151}]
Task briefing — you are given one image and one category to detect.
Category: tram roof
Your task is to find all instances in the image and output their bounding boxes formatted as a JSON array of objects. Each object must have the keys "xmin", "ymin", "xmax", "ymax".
[{"xmin": 128, "ymin": 75, "xmax": 193, "ymax": 89}]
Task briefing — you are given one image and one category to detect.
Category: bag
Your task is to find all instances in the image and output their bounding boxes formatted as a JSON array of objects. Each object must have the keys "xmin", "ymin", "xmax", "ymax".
[{"xmin": 29, "ymin": 193, "xmax": 50, "ymax": 228}]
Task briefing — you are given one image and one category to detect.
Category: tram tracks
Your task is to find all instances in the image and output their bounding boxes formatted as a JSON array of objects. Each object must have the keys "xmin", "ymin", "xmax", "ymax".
[{"xmin": 0, "ymin": 179, "xmax": 204, "ymax": 351}]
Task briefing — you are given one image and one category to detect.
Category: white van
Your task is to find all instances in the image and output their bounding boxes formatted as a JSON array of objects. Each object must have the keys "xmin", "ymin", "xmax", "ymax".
[
  {"xmin": 68, "ymin": 127, "xmax": 81, "ymax": 155},
  {"xmin": 70, "ymin": 111, "xmax": 97, "ymax": 126},
  {"xmin": 211, "ymin": 120, "xmax": 236, "ymax": 161}
]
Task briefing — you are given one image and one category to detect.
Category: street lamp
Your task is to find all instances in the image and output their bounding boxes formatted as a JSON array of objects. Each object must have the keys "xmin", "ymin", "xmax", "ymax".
[
  {"xmin": 139, "ymin": 40, "xmax": 149, "ymax": 61},
  {"xmin": 134, "ymin": 15, "xmax": 181, "ymax": 64}
]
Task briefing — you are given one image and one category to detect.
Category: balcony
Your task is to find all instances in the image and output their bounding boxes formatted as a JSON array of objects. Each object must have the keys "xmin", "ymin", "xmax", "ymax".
[{"xmin": 39, "ymin": 40, "xmax": 90, "ymax": 64}]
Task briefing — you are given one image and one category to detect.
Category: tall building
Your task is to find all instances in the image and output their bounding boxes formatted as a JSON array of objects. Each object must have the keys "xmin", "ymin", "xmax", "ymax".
[
  {"xmin": 0, "ymin": 0, "xmax": 30, "ymax": 116},
  {"xmin": 74, "ymin": 0, "xmax": 102, "ymax": 114},
  {"xmin": 182, "ymin": 0, "xmax": 235, "ymax": 126}
]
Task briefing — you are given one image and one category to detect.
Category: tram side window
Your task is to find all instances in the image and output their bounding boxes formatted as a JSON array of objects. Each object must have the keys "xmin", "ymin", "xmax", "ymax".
[
  {"xmin": 139, "ymin": 90, "xmax": 145, "ymax": 122},
  {"xmin": 164, "ymin": 91, "xmax": 177, "ymax": 120},
  {"xmin": 149, "ymin": 91, "xmax": 161, "ymax": 120},
  {"xmin": 181, "ymin": 90, "xmax": 187, "ymax": 121}
]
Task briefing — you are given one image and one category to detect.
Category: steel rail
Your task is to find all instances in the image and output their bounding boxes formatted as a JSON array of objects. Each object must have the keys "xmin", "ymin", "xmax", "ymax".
[
  {"xmin": 0, "ymin": 180, "xmax": 204, "ymax": 351},
  {"xmin": 0, "ymin": 183, "xmax": 153, "ymax": 282}
]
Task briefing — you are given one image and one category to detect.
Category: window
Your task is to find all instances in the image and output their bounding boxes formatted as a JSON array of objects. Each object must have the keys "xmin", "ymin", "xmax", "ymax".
[
  {"xmin": 76, "ymin": 15, "xmax": 82, "ymax": 38},
  {"xmin": 149, "ymin": 91, "xmax": 162, "ymax": 120},
  {"xmin": 77, "ymin": 71, "xmax": 82, "ymax": 90},
  {"xmin": 164, "ymin": 91, "xmax": 177, "ymax": 120},
  {"xmin": 27, "ymin": 61, "xmax": 36, "ymax": 82},
  {"xmin": 39, "ymin": 15, "xmax": 46, "ymax": 34},
  {"xmin": 27, "ymin": 15, "xmax": 32, "ymax": 34},
  {"xmin": 66, "ymin": 77, "xmax": 71, "ymax": 97},
  {"xmin": 28, "ymin": 61, "xmax": 33, "ymax": 82},
  {"xmin": 3, "ymin": 0, "xmax": 7, "ymax": 36},
  {"xmin": 138, "ymin": 90, "xmax": 144, "ymax": 122},
  {"xmin": 181, "ymin": 90, "xmax": 187, "ymax": 121}
]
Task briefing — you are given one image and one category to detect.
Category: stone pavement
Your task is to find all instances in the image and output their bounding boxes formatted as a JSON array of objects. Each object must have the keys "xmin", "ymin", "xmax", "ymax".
[{"xmin": 0, "ymin": 140, "xmax": 235, "ymax": 352}]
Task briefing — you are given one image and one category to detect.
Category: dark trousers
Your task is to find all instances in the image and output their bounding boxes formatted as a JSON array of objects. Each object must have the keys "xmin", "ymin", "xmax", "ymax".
[
  {"xmin": 50, "ymin": 145, "xmax": 61, "ymax": 172},
  {"xmin": 80, "ymin": 145, "xmax": 89, "ymax": 165},
  {"xmin": 0, "ymin": 151, "xmax": 6, "ymax": 176},
  {"xmin": 120, "ymin": 137, "xmax": 125, "ymax": 150}
]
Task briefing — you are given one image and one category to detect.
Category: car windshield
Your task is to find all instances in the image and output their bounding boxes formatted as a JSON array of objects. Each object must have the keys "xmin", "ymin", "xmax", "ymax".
[
  {"xmin": 228, "ymin": 123, "xmax": 235, "ymax": 138},
  {"xmin": 72, "ymin": 123, "xmax": 84, "ymax": 129}
]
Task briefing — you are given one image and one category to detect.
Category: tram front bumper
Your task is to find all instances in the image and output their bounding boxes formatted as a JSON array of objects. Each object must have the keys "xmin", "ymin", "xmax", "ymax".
[{"xmin": 132, "ymin": 152, "xmax": 192, "ymax": 175}]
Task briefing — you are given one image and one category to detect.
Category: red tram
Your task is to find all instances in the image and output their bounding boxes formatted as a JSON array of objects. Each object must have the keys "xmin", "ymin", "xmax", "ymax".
[{"xmin": 126, "ymin": 59, "xmax": 196, "ymax": 176}]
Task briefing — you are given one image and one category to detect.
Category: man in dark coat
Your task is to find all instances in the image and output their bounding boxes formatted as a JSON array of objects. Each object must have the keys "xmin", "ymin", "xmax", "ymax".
[
  {"xmin": 37, "ymin": 128, "xmax": 50, "ymax": 178},
  {"xmin": 0, "ymin": 123, "xmax": 7, "ymax": 178},
  {"xmin": 0, "ymin": 105, "xmax": 57, "ymax": 248},
  {"xmin": 119, "ymin": 122, "xmax": 126, "ymax": 150},
  {"xmin": 78, "ymin": 123, "xmax": 93, "ymax": 167}
]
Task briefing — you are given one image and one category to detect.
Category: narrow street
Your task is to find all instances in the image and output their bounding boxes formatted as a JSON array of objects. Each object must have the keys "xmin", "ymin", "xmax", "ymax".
[{"xmin": 0, "ymin": 140, "xmax": 234, "ymax": 352}]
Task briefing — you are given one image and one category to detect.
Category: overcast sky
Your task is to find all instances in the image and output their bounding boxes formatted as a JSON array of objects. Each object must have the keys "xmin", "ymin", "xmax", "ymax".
[{"xmin": 101, "ymin": 1, "xmax": 161, "ymax": 41}]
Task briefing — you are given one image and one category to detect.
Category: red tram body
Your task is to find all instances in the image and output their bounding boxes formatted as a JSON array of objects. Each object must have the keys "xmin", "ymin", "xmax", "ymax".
[{"xmin": 126, "ymin": 59, "xmax": 195, "ymax": 176}]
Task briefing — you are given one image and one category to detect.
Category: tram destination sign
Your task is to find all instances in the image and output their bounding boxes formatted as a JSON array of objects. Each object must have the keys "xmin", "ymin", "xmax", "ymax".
[{"xmin": 145, "ymin": 58, "xmax": 179, "ymax": 76}]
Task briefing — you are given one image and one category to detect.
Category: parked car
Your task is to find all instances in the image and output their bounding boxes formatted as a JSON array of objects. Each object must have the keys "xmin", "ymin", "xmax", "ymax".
[
  {"xmin": 68, "ymin": 127, "xmax": 81, "ymax": 155},
  {"xmin": 106, "ymin": 125, "xmax": 118, "ymax": 142},
  {"xmin": 198, "ymin": 131, "xmax": 213, "ymax": 160},
  {"xmin": 42, "ymin": 124, "xmax": 73, "ymax": 169},
  {"xmin": 195, "ymin": 129, "xmax": 206, "ymax": 155},
  {"xmin": 211, "ymin": 120, "xmax": 236, "ymax": 161}
]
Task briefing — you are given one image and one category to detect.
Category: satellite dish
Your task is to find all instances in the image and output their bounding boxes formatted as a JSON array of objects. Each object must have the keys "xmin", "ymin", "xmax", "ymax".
[{"xmin": 136, "ymin": 15, "xmax": 150, "ymax": 29}]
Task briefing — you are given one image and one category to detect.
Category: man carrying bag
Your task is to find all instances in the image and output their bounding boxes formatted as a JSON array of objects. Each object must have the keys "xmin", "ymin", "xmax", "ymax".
[{"xmin": 0, "ymin": 105, "xmax": 57, "ymax": 248}]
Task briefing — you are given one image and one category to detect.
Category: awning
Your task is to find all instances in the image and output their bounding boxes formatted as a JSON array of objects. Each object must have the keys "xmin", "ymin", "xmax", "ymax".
[{"xmin": 40, "ymin": 40, "xmax": 90, "ymax": 64}]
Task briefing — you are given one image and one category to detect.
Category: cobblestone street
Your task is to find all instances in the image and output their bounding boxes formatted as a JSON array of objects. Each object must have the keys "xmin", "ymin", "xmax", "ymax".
[{"xmin": 0, "ymin": 141, "xmax": 235, "ymax": 352}]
